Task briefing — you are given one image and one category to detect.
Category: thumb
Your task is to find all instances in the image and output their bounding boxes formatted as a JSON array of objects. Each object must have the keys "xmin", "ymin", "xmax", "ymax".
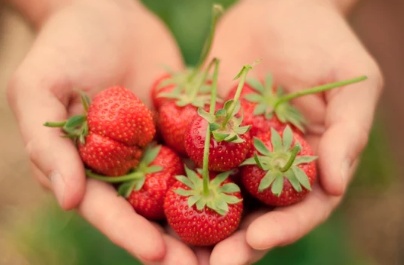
[{"xmin": 7, "ymin": 68, "xmax": 86, "ymax": 210}]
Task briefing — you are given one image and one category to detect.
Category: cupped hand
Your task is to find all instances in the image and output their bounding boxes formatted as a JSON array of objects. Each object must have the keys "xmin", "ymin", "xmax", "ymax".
[
  {"xmin": 201, "ymin": 0, "xmax": 383, "ymax": 264},
  {"xmin": 7, "ymin": 0, "xmax": 200, "ymax": 263}
]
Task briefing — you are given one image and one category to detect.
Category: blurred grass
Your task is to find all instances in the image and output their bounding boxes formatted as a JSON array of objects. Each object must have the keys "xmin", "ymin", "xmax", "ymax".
[{"xmin": 6, "ymin": 0, "xmax": 398, "ymax": 264}]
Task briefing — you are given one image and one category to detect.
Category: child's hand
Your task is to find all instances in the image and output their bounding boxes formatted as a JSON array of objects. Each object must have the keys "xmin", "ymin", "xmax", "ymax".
[
  {"xmin": 204, "ymin": 0, "xmax": 383, "ymax": 264},
  {"xmin": 7, "ymin": 1, "xmax": 200, "ymax": 264}
]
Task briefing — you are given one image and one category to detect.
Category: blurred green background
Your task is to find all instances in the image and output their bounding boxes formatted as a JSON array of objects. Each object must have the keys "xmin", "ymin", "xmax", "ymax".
[{"xmin": 1, "ymin": 0, "xmax": 403, "ymax": 264}]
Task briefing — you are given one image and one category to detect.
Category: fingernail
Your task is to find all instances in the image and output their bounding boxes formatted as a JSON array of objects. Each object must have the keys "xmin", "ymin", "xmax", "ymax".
[
  {"xmin": 340, "ymin": 159, "xmax": 351, "ymax": 188},
  {"xmin": 50, "ymin": 171, "xmax": 65, "ymax": 207}
]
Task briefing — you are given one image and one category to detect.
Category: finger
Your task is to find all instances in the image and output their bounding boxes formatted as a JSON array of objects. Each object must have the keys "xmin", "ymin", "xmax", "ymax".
[
  {"xmin": 30, "ymin": 162, "xmax": 52, "ymax": 191},
  {"xmin": 210, "ymin": 210, "xmax": 267, "ymax": 265},
  {"xmin": 7, "ymin": 70, "xmax": 86, "ymax": 210},
  {"xmin": 194, "ymin": 247, "xmax": 211, "ymax": 265},
  {"xmin": 78, "ymin": 179, "xmax": 166, "ymax": 262},
  {"xmin": 142, "ymin": 235, "xmax": 199, "ymax": 265},
  {"xmin": 246, "ymin": 186, "xmax": 341, "ymax": 250},
  {"xmin": 319, "ymin": 63, "xmax": 383, "ymax": 196}
]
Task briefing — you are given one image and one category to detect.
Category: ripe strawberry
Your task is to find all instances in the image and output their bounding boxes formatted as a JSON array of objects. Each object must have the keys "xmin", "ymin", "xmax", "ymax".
[
  {"xmin": 78, "ymin": 133, "xmax": 142, "ymax": 176},
  {"xmin": 185, "ymin": 115, "xmax": 251, "ymax": 171},
  {"xmin": 151, "ymin": 74, "xmax": 176, "ymax": 110},
  {"xmin": 87, "ymin": 144, "xmax": 184, "ymax": 220},
  {"xmin": 184, "ymin": 62, "xmax": 258, "ymax": 171},
  {"xmin": 164, "ymin": 169, "xmax": 243, "ymax": 246},
  {"xmin": 227, "ymin": 74, "xmax": 368, "ymax": 136},
  {"xmin": 240, "ymin": 126, "xmax": 317, "ymax": 206},
  {"xmin": 88, "ymin": 86, "xmax": 155, "ymax": 147},
  {"xmin": 44, "ymin": 86, "xmax": 156, "ymax": 176}
]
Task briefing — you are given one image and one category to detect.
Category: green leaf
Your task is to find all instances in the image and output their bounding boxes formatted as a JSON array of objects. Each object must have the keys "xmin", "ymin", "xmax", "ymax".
[
  {"xmin": 271, "ymin": 175, "xmax": 284, "ymax": 197},
  {"xmin": 264, "ymin": 111, "xmax": 274, "ymax": 120},
  {"xmin": 246, "ymin": 78, "xmax": 264, "ymax": 93},
  {"xmin": 146, "ymin": 165, "xmax": 163, "ymax": 174},
  {"xmin": 219, "ymin": 183, "xmax": 240, "ymax": 193},
  {"xmin": 258, "ymin": 170, "xmax": 277, "ymax": 192},
  {"xmin": 188, "ymin": 195, "xmax": 201, "ymax": 207},
  {"xmin": 235, "ymin": 125, "xmax": 251, "ymax": 135},
  {"xmin": 253, "ymin": 138, "xmax": 271, "ymax": 156},
  {"xmin": 79, "ymin": 91, "xmax": 91, "ymax": 112},
  {"xmin": 276, "ymin": 85, "xmax": 285, "ymax": 97},
  {"xmin": 215, "ymin": 109, "xmax": 226, "ymax": 117},
  {"xmin": 264, "ymin": 73, "xmax": 274, "ymax": 94},
  {"xmin": 253, "ymin": 103, "xmax": 267, "ymax": 116},
  {"xmin": 211, "ymin": 171, "xmax": 232, "ymax": 187},
  {"xmin": 215, "ymin": 198, "xmax": 229, "ymax": 212},
  {"xmin": 174, "ymin": 188, "xmax": 194, "ymax": 197},
  {"xmin": 176, "ymin": 176, "xmax": 195, "ymax": 189},
  {"xmin": 156, "ymin": 78, "xmax": 175, "ymax": 90},
  {"xmin": 223, "ymin": 100, "xmax": 234, "ymax": 111},
  {"xmin": 232, "ymin": 101, "xmax": 241, "ymax": 115},
  {"xmin": 176, "ymin": 100, "xmax": 189, "ymax": 107},
  {"xmin": 134, "ymin": 178, "xmax": 146, "ymax": 191},
  {"xmin": 233, "ymin": 65, "xmax": 252, "ymax": 80},
  {"xmin": 198, "ymin": 108, "xmax": 215, "ymax": 123},
  {"xmin": 156, "ymin": 92, "xmax": 180, "ymax": 99},
  {"xmin": 117, "ymin": 181, "xmax": 136, "ymax": 198},
  {"xmin": 282, "ymin": 126, "xmax": 293, "ymax": 151},
  {"xmin": 294, "ymin": 156, "xmax": 318, "ymax": 165},
  {"xmin": 244, "ymin": 93, "xmax": 264, "ymax": 103},
  {"xmin": 196, "ymin": 199, "xmax": 206, "ymax": 211},
  {"xmin": 213, "ymin": 131, "xmax": 228, "ymax": 142},
  {"xmin": 65, "ymin": 115, "xmax": 86, "ymax": 129},
  {"xmin": 254, "ymin": 153, "xmax": 265, "ymax": 169},
  {"xmin": 270, "ymin": 128, "xmax": 283, "ymax": 152},
  {"xmin": 292, "ymin": 166, "xmax": 312, "ymax": 191},
  {"xmin": 199, "ymin": 85, "xmax": 212, "ymax": 93},
  {"xmin": 285, "ymin": 169, "xmax": 302, "ymax": 192},
  {"xmin": 142, "ymin": 145, "xmax": 162, "ymax": 166},
  {"xmin": 240, "ymin": 157, "xmax": 257, "ymax": 166},
  {"xmin": 220, "ymin": 194, "xmax": 242, "ymax": 204},
  {"xmin": 226, "ymin": 135, "xmax": 243, "ymax": 143},
  {"xmin": 209, "ymin": 123, "xmax": 221, "ymax": 132},
  {"xmin": 185, "ymin": 166, "xmax": 201, "ymax": 186},
  {"xmin": 79, "ymin": 134, "xmax": 85, "ymax": 145}
]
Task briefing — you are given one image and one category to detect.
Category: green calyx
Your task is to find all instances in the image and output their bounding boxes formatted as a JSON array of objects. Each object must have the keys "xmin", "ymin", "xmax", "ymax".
[
  {"xmin": 245, "ymin": 74, "xmax": 368, "ymax": 132},
  {"xmin": 43, "ymin": 91, "xmax": 91, "ymax": 144},
  {"xmin": 174, "ymin": 166, "xmax": 242, "ymax": 215},
  {"xmin": 86, "ymin": 144, "xmax": 163, "ymax": 198},
  {"xmin": 240, "ymin": 126, "xmax": 318, "ymax": 196},
  {"xmin": 198, "ymin": 61, "xmax": 261, "ymax": 143}
]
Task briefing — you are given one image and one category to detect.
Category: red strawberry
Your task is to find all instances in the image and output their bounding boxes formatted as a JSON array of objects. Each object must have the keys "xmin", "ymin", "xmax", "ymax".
[
  {"xmin": 159, "ymin": 103, "xmax": 201, "ymax": 155},
  {"xmin": 184, "ymin": 63, "xmax": 256, "ymax": 171},
  {"xmin": 240, "ymin": 126, "xmax": 317, "ymax": 206},
  {"xmin": 86, "ymin": 144, "xmax": 184, "ymax": 220},
  {"xmin": 78, "ymin": 133, "xmax": 142, "ymax": 176},
  {"xmin": 185, "ymin": 115, "xmax": 251, "ymax": 172},
  {"xmin": 126, "ymin": 145, "xmax": 184, "ymax": 220},
  {"xmin": 164, "ymin": 169, "xmax": 243, "ymax": 246},
  {"xmin": 88, "ymin": 86, "xmax": 155, "ymax": 147}
]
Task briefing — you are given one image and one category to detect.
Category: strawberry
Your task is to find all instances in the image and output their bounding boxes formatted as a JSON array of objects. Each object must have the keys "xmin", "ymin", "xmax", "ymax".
[
  {"xmin": 151, "ymin": 74, "xmax": 176, "ymax": 110},
  {"xmin": 44, "ymin": 86, "xmax": 156, "ymax": 176},
  {"xmin": 164, "ymin": 169, "xmax": 243, "ymax": 246},
  {"xmin": 87, "ymin": 144, "xmax": 184, "ymax": 220},
  {"xmin": 164, "ymin": 58, "xmax": 243, "ymax": 246},
  {"xmin": 88, "ymin": 86, "xmax": 155, "ymax": 147},
  {"xmin": 78, "ymin": 133, "xmax": 142, "ymax": 176},
  {"xmin": 240, "ymin": 126, "xmax": 317, "ymax": 206},
  {"xmin": 184, "ymin": 63, "xmax": 258, "ymax": 171},
  {"xmin": 227, "ymin": 74, "xmax": 368, "ymax": 136}
]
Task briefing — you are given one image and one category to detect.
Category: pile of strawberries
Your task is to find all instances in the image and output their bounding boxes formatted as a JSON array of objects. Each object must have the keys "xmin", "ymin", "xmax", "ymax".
[{"xmin": 44, "ymin": 5, "xmax": 366, "ymax": 247}]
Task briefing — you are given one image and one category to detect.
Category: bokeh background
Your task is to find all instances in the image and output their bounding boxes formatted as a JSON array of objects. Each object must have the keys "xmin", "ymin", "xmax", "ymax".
[{"xmin": 0, "ymin": 0, "xmax": 403, "ymax": 264}]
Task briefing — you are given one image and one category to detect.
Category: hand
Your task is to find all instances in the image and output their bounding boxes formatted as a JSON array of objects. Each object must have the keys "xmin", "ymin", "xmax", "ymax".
[
  {"xmin": 7, "ymin": 1, "xmax": 201, "ymax": 264},
  {"xmin": 201, "ymin": 0, "xmax": 383, "ymax": 264}
]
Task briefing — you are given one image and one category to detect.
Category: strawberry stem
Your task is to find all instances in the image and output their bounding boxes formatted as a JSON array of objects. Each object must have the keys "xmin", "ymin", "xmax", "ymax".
[
  {"xmin": 202, "ymin": 58, "xmax": 220, "ymax": 196},
  {"xmin": 86, "ymin": 170, "xmax": 144, "ymax": 182},
  {"xmin": 274, "ymin": 75, "xmax": 367, "ymax": 109},
  {"xmin": 44, "ymin": 121, "xmax": 66, "ymax": 127},
  {"xmin": 192, "ymin": 4, "xmax": 223, "ymax": 81},
  {"xmin": 280, "ymin": 145, "xmax": 301, "ymax": 172},
  {"xmin": 189, "ymin": 57, "xmax": 218, "ymax": 101},
  {"xmin": 221, "ymin": 65, "xmax": 252, "ymax": 128}
]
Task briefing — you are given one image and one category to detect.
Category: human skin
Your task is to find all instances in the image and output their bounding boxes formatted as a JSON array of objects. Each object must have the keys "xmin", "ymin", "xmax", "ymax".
[{"xmin": 6, "ymin": 0, "xmax": 382, "ymax": 264}]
